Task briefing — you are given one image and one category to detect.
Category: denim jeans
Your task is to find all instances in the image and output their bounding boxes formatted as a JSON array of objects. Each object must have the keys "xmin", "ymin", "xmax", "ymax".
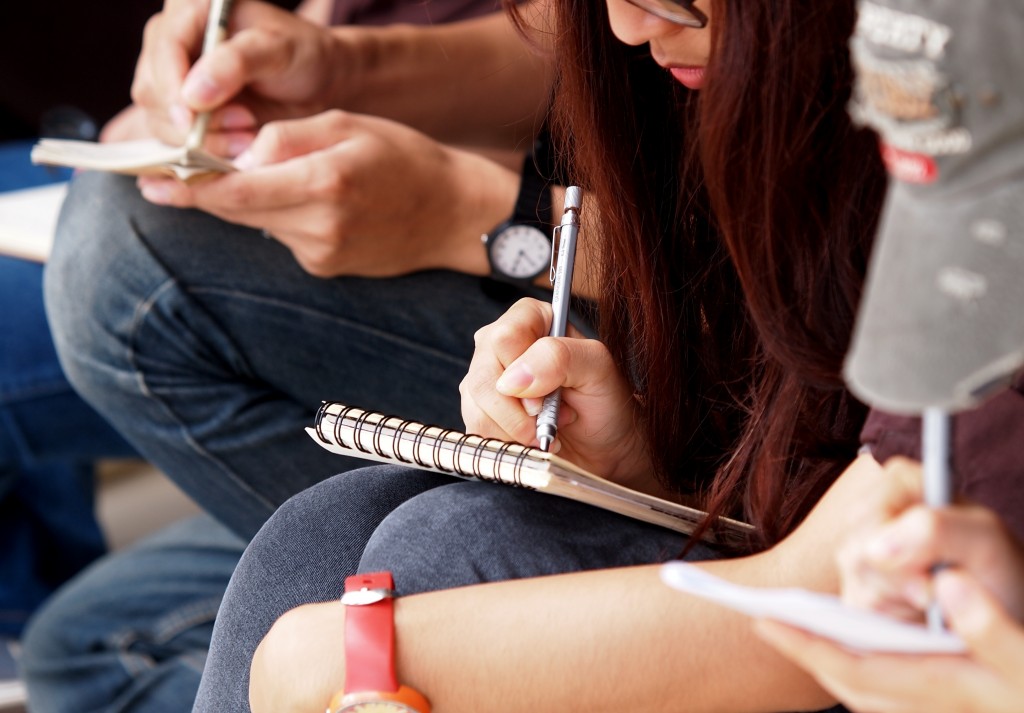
[
  {"xmin": 44, "ymin": 171, "xmax": 541, "ymax": 541},
  {"xmin": 30, "ymin": 170, "xmax": 543, "ymax": 713},
  {"xmin": 194, "ymin": 464, "xmax": 711, "ymax": 713},
  {"xmin": 0, "ymin": 144, "xmax": 125, "ymax": 636},
  {"xmin": 19, "ymin": 514, "xmax": 246, "ymax": 713},
  {"xmin": 0, "ymin": 256, "xmax": 134, "ymax": 638}
]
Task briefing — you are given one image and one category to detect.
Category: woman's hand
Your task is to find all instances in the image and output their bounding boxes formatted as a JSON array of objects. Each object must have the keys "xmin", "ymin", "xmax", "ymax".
[
  {"xmin": 460, "ymin": 298, "xmax": 660, "ymax": 493},
  {"xmin": 756, "ymin": 569, "xmax": 1024, "ymax": 713},
  {"xmin": 132, "ymin": 0, "xmax": 343, "ymax": 154},
  {"xmin": 756, "ymin": 457, "xmax": 1024, "ymax": 713},
  {"xmin": 135, "ymin": 109, "xmax": 517, "ymax": 278},
  {"xmin": 836, "ymin": 458, "xmax": 1024, "ymax": 623}
]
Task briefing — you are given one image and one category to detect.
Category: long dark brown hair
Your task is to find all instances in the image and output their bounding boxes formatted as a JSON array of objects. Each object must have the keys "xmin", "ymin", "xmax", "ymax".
[{"xmin": 543, "ymin": 0, "xmax": 887, "ymax": 549}]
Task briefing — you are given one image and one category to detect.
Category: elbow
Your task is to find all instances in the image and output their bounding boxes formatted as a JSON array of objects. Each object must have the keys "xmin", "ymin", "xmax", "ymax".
[{"xmin": 250, "ymin": 603, "xmax": 346, "ymax": 713}]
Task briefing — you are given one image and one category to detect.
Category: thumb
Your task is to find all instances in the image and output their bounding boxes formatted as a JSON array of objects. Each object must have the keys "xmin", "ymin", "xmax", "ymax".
[{"xmin": 937, "ymin": 570, "xmax": 1024, "ymax": 677}]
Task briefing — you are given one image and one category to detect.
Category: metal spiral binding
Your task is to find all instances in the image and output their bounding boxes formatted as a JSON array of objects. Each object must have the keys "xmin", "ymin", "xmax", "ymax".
[{"xmin": 315, "ymin": 402, "xmax": 540, "ymax": 487}]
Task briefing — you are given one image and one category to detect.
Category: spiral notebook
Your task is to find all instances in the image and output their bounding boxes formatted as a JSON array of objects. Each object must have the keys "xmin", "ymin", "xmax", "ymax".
[{"xmin": 307, "ymin": 402, "xmax": 754, "ymax": 546}]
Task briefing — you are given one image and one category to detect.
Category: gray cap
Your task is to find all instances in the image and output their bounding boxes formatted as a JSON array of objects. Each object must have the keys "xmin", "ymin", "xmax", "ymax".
[{"xmin": 844, "ymin": 0, "xmax": 1024, "ymax": 414}]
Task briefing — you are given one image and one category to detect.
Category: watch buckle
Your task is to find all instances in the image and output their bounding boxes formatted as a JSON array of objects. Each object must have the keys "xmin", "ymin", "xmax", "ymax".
[{"xmin": 340, "ymin": 587, "xmax": 396, "ymax": 606}]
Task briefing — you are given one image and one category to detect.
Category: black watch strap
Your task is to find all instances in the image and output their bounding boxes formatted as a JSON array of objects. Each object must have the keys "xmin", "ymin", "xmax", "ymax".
[{"xmin": 515, "ymin": 150, "xmax": 553, "ymax": 232}]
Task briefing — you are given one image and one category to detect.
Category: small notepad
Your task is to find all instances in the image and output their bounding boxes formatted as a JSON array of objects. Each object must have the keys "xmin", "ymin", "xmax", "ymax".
[
  {"xmin": 31, "ymin": 138, "xmax": 235, "ymax": 182},
  {"xmin": 660, "ymin": 561, "xmax": 966, "ymax": 654}
]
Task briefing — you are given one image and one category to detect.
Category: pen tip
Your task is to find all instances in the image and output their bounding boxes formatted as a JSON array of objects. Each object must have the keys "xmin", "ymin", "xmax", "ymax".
[{"xmin": 538, "ymin": 437, "xmax": 551, "ymax": 452}]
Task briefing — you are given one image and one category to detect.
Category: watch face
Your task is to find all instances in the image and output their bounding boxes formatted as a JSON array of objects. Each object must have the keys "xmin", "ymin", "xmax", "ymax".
[
  {"xmin": 489, "ymin": 224, "xmax": 551, "ymax": 280},
  {"xmin": 330, "ymin": 687, "xmax": 430, "ymax": 713}
]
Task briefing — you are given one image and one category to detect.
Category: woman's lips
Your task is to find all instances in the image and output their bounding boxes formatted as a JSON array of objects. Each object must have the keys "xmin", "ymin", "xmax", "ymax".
[{"xmin": 669, "ymin": 66, "xmax": 706, "ymax": 90}]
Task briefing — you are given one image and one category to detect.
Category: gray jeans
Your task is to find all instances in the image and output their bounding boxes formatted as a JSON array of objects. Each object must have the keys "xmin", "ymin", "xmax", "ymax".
[{"xmin": 194, "ymin": 464, "xmax": 709, "ymax": 713}]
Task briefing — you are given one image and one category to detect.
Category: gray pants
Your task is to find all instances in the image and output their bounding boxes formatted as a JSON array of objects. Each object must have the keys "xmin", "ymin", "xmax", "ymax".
[{"xmin": 194, "ymin": 464, "xmax": 709, "ymax": 712}]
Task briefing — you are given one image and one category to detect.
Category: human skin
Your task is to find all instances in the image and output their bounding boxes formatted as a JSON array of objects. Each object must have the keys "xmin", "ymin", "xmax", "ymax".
[
  {"xmin": 121, "ymin": 0, "xmax": 569, "ymax": 284},
  {"xmin": 757, "ymin": 459, "xmax": 1024, "ymax": 713},
  {"xmin": 248, "ymin": 1, "xmax": 865, "ymax": 710},
  {"xmin": 251, "ymin": 455, "xmax": 895, "ymax": 713}
]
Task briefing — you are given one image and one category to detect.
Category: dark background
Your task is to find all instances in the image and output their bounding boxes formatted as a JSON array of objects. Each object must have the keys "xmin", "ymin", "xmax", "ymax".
[{"xmin": 0, "ymin": 0, "xmax": 301, "ymax": 141}]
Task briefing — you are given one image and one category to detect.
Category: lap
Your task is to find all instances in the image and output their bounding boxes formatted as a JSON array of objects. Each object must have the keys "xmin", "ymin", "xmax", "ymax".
[{"xmin": 45, "ymin": 172, "xmax": 540, "ymax": 537}]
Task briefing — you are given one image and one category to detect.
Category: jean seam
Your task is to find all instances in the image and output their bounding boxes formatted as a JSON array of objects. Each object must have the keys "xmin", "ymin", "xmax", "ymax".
[
  {"xmin": 111, "ymin": 597, "xmax": 221, "ymax": 677},
  {"xmin": 126, "ymin": 279, "xmax": 277, "ymax": 515}
]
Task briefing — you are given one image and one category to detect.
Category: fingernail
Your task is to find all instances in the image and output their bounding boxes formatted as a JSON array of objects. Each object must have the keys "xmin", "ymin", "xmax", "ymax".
[
  {"xmin": 496, "ymin": 363, "xmax": 534, "ymax": 393},
  {"xmin": 865, "ymin": 531, "xmax": 904, "ymax": 561},
  {"xmin": 139, "ymin": 182, "xmax": 171, "ymax": 204},
  {"xmin": 182, "ymin": 73, "xmax": 219, "ymax": 104},
  {"xmin": 170, "ymin": 104, "xmax": 193, "ymax": 132},
  {"xmin": 935, "ymin": 573, "xmax": 976, "ymax": 619},
  {"xmin": 902, "ymin": 579, "xmax": 932, "ymax": 609},
  {"xmin": 233, "ymin": 149, "xmax": 256, "ymax": 170},
  {"xmin": 522, "ymin": 397, "xmax": 542, "ymax": 417}
]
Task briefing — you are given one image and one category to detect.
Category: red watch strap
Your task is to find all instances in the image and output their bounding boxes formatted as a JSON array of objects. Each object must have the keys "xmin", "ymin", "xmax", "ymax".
[{"xmin": 344, "ymin": 572, "xmax": 400, "ymax": 694}]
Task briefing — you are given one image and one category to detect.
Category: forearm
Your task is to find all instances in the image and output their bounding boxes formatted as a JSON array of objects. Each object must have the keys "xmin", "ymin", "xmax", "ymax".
[
  {"xmin": 399, "ymin": 561, "xmax": 838, "ymax": 713},
  {"xmin": 253, "ymin": 563, "xmax": 837, "ymax": 713},
  {"xmin": 324, "ymin": 3, "xmax": 553, "ymax": 149},
  {"xmin": 252, "ymin": 457, "xmax": 887, "ymax": 712}
]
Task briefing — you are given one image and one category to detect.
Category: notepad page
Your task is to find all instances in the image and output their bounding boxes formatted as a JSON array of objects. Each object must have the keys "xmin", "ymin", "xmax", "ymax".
[
  {"xmin": 0, "ymin": 182, "xmax": 67, "ymax": 262},
  {"xmin": 660, "ymin": 562, "xmax": 966, "ymax": 654}
]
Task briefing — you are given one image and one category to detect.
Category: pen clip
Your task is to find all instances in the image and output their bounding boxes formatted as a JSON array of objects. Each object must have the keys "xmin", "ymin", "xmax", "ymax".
[{"xmin": 549, "ymin": 224, "xmax": 562, "ymax": 284}]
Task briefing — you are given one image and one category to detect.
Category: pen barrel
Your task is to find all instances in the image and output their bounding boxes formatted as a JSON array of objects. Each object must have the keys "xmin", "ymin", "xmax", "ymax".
[
  {"xmin": 922, "ymin": 407, "xmax": 952, "ymax": 633},
  {"xmin": 536, "ymin": 388, "xmax": 562, "ymax": 440},
  {"xmin": 922, "ymin": 408, "xmax": 951, "ymax": 509},
  {"xmin": 202, "ymin": 0, "xmax": 233, "ymax": 54},
  {"xmin": 548, "ymin": 223, "xmax": 578, "ymax": 338}
]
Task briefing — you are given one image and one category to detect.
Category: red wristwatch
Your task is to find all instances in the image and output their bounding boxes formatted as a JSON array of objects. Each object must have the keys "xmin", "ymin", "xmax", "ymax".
[{"xmin": 327, "ymin": 572, "xmax": 431, "ymax": 713}]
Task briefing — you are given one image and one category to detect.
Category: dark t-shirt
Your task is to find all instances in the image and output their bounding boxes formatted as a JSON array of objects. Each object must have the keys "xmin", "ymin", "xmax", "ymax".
[
  {"xmin": 331, "ymin": 0, "xmax": 500, "ymax": 27},
  {"xmin": 860, "ymin": 378, "xmax": 1024, "ymax": 542},
  {"xmin": 0, "ymin": 0, "xmax": 498, "ymax": 140}
]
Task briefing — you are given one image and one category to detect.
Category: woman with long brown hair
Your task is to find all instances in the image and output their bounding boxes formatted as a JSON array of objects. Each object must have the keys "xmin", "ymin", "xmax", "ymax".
[{"xmin": 192, "ymin": 0, "xmax": 899, "ymax": 710}]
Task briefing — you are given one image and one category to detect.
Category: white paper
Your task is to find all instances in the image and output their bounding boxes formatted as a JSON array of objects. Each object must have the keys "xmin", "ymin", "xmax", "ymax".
[
  {"xmin": 0, "ymin": 182, "xmax": 67, "ymax": 262},
  {"xmin": 660, "ymin": 561, "xmax": 966, "ymax": 654}
]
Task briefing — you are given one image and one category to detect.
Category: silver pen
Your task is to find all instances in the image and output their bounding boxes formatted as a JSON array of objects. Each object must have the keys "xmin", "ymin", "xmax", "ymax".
[
  {"xmin": 185, "ymin": 0, "xmax": 235, "ymax": 151},
  {"xmin": 536, "ymin": 186, "xmax": 582, "ymax": 451},
  {"xmin": 923, "ymin": 407, "xmax": 952, "ymax": 632}
]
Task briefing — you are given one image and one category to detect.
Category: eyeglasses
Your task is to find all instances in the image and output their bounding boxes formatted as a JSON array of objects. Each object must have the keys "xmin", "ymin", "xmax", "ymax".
[{"xmin": 622, "ymin": 0, "xmax": 708, "ymax": 27}]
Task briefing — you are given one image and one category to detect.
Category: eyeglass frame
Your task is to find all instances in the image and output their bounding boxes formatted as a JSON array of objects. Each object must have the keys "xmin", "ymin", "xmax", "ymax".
[{"xmin": 622, "ymin": 0, "xmax": 708, "ymax": 28}]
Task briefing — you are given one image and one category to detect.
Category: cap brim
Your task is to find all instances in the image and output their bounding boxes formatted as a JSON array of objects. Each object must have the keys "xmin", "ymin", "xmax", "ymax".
[{"xmin": 844, "ymin": 175, "xmax": 1024, "ymax": 413}]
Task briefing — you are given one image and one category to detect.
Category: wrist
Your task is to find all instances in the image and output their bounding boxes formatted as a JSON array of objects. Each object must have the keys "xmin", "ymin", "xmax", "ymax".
[
  {"xmin": 323, "ymin": 25, "xmax": 380, "ymax": 112},
  {"xmin": 440, "ymin": 148, "xmax": 522, "ymax": 277}
]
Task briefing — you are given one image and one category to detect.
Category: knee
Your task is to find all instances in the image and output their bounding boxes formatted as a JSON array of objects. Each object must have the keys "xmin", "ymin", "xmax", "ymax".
[
  {"xmin": 360, "ymin": 483, "xmax": 529, "ymax": 594},
  {"xmin": 19, "ymin": 586, "xmax": 86, "ymax": 681},
  {"xmin": 43, "ymin": 173, "xmax": 160, "ymax": 396}
]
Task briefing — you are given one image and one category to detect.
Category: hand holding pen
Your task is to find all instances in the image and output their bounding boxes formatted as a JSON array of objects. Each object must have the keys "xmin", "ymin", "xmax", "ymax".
[
  {"xmin": 185, "ymin": 0, "xmax": 236, "ymax": 151},
  {"xmin": 536, "ymin": 186, "xmax": 582, "ymax": 451}
]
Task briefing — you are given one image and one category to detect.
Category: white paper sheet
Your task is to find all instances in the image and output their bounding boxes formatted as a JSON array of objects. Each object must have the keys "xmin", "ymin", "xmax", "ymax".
[
  {"xmin": 660, "ymin": 561, "xmax": 966, "ymax": 654},
  {"xmin": 0, "ymin": 182, "xmax": 67, "ymax": 262}
]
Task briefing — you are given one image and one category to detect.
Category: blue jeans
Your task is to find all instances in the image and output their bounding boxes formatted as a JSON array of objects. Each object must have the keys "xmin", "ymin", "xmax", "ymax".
[
  {"xmin": 43, "ymin": 171, "xmax": 540, "ymax": 541},
  {"xmin": 0, "ymin": 143, "xmax": 123, "ymax": 637},
  {"xmin": 0, "ymin": 256, "xmax": 134, "ymax": 638},
  {"xmin": 20, "ymin": 514, "xmax": 246, "ymax": 713},
  {"xmin": 28, "ymin": 170, "xmax": 543, "ymax": 713},
  {"xmin": 193, "ymin": 464, "xmax": 710, "ymax": 713}
]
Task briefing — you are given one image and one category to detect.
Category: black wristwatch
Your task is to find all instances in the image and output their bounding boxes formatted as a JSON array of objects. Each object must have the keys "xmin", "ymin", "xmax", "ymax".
[{"xmin": 481, "ymin": 152, "xmax": 553, "ymax": 287}]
